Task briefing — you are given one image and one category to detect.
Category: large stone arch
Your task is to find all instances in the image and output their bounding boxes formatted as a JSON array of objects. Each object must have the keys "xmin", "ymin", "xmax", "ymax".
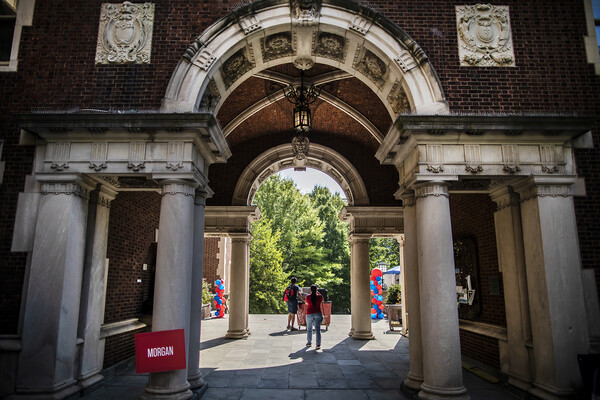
[
  {"xmin": 162, "ymin": 0, "xmax": 448, "ymax": 124},
  {"xmin": 232, "ymin": 142, "xmax": 369, "ymax": 206}
]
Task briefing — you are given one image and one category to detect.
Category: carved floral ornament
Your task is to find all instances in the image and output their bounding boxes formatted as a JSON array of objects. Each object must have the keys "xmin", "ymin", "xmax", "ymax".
[
  {"xmin": 95, "ymin": 2, "xmax": 154, "ymax": 64},
  {"xmin": 456, "ymin": 4, "xmax": 515, "ymax": 67}
]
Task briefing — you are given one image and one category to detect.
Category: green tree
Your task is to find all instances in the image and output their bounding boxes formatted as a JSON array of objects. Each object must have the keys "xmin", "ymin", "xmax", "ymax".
[
  {"xmin": 369, "ymin": 237, "xmax": 400, "ymax": 271},
  {"xmin": 249, "ymin": 219, "xmax": 287, "ymax": 313}
]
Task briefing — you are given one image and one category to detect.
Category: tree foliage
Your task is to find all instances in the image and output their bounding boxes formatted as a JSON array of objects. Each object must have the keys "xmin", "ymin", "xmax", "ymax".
[{"xmin": 369, "ymin": 238, "xmax": 400, "ymax": 270}]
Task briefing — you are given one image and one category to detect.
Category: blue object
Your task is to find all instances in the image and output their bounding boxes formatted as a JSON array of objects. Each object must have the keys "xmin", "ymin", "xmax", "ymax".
[
  {"xmin": 217, "ymin": 299, "xmax": 222, "ymax": 305},
  {"xmin": 219, "ymin": 284, "xmax": 224, "ymax": 290},
  {"xmin": 215, "ymin": 279, "xmax": 221, "ymax": 285},
  {"xmin": 384, "ymin": 266, "xmax": 401, "ymax": 275},
  {"xmin": 371, "ymin": 314, "xmax": 376, "ymax": 319},
  {"xmin": 375, "ymin": 276, "xmax": 381, "ymax": 281},
  {"xmin": 373, "ymin": 288, "xmax": 379, "ymax": 294}
]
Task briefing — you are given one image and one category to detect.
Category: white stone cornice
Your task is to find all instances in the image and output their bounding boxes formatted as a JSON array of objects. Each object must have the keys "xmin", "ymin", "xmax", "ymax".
[
  {"xmin": 340, "ymin": 206, "xmax": 403, "ymax": 235},
  {"xmin": 204, "ymin": 206, "xmax": 261, "ymax": 235}
]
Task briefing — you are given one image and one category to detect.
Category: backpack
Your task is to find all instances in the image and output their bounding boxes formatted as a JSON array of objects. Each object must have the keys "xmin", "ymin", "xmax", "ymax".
[{"xmin": 283, "ymin": 285, "xmax": 295, "ymax": 301}]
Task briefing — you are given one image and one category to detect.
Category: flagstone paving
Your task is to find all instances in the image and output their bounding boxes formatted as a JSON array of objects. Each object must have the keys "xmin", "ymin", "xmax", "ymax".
[{"xmin": 83, "ymin": 314, "xmax": 519, "ymax": 399}]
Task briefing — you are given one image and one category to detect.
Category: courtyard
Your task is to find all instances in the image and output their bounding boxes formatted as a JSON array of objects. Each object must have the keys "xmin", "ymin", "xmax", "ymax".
[{"xmin": 82, "ymin": 315, "xmax": 516, "ymax": 400}]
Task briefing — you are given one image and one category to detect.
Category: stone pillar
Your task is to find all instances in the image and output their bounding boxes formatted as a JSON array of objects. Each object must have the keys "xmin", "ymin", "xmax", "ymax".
[
  {"xmin": 143, "ymin": 180, "xmax": 196, "ymax": 400},
  {"xmin": 245, "ymin": 238, "xmax": 251, "ymax": 335},
  {"xmin": 489, "ymin": 185, "xmax": 533, "ymax": 392},
  {"xmin": 401, "ymin": 192, "xmax": 424, "ymax": 391},
  {"xmin": 349, "ymin": 238, "xmax": 356, "ymax": 337},
  {"xmin": 226, "ymin": 234, "xmax": 251, "ymax": 339},
  {"xmin": 77, "ymin": 185, "xmax": 117, "ymax": 389},
  {"xmin": 187, "ymin": 190, "xmax": 208, "ymax": 392},
  {"xmin": 349, "ymin": 234, "xmax": 374, "ymax": 340},
  {"xmin": 16, "ymin": 177, "xmax": 94, "ymax": 399},
  {"xmin": 513, "ymin": 177, "xmax": 589, "ymax": 400},
  {"xmin": 414, "ymin": 182, "xmax": 468, "ymax": 400}
]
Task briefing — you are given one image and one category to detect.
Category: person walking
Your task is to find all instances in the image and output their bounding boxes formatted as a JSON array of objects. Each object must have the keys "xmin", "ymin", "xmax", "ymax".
[
  {"xmin": 304, "ymin": 284, "xmax": 324, "ymax": 349},
  {"xmin": 284, "ymin": 277, "xmax": 300, "ymax": 331}
]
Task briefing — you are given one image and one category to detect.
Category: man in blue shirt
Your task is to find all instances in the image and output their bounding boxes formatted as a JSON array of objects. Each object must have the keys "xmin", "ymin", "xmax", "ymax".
[{"xmin": 285, "ymin": 277, "xmax": 300, "ymax": 331}]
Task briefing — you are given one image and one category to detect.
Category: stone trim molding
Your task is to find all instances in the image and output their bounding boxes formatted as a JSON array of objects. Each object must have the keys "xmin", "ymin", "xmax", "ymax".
[
  {"xmin": 160, "ymin": 180, "xmax": 198, "ymax": 197},
  {"xmin": 229, "ymin": 233, "xmax": 252, "ymax": 244},
  {"xmin": 512, "ymin": 176, "xmax": 576, "ymax": 203},
  {"xmin": 100, "ymin": 318, "xmax": 147, "ymax": 339},
  {"xmin": 95, "ymin": 2, "xmax": 155, "ymax": 64},
  {"xmin": 414, "ymin": 182, "xmax": 449, "ymax": 199},
  {"xmin": 204, "ymin": 206, "xmax": 261, "ymax": 235},
  {"xmin": 399, "ymin": 191, "xmax": 416, "ymax": 207},
  {"xmin": 97, "ymin": 186, "xmax": 118, "ymax": 208},
  {"xmin": 340, "ymin": 207, "xmax": 403, "ymax": 236},
  {"xmin": 458, "ymin": 319, "xmax": 508, "ymax": 342},
  {"xmin": 40, "ymin": 181, "xmax": 92, "ymax": 199},
  {"xmin": 489, "ymin": 185, "xmax": 520, "ymax": 212}
]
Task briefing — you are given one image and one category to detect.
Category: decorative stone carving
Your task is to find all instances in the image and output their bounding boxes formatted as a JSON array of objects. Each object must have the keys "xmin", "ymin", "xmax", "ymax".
[
  {"xmin": 314, "ymin": 32, "xmax": 346, "ymax": 62},
  {"xmin": 50, "ymin": 142, "xmax": 70, "ymax": 171},
  {"xmin": 291, "ymin": 0, "xmax": 321, "ymax": 25},
  {"xmin": 220, "ymin": 46, "xmax": 255, "ymax": 89},
  {"xmin": 166, "ymin": 142, "xmax": 185, "ymax": 170},
  {"xmin": 394, "ymin": 50, "xmax": 417, "ymax": 73},
  {"xmin": 41, "ymin": 182, "xmax": 90, "ymax": 199},
  {"xmin": 502, "ymin": 144, "xmax": 520, "ymax": 173},
  {"xmin": 198, "ymin": 79, "xmax": 221, "ymax": 111},
  {"xmin": 354, "ymin": 47, "xmax": 388, "ymax": 89},
  {"xmin": 426, "ymin": 144, "xmax": 444, "ymax": 173},
  {"xmin": 183, "ymin": 37, "xmax": 203, "ymax": 62},
  {"xmin": 456, "ymin": 4, "xmax": 515, "ymax": 67},
  {"xmin": 261, "ymin": 32, "xmax": 294, "ymax": 63},
  {"xmin": 95, "ymin": 2, "xmax": 154, "ymax": 64},
  {"xmin": 387, "ymin": 80, "xmax": 410, "ymax": 114},
  {"xmin": 192, "ymin": 48, "xmax": 216, "ymax": 71},
  {"xmin": 292, "ymin": 135, "xmax": 310, "ymax": 160},
  {"xmin": 349, "ymin": 15, "xmax": 372, "ymax": 35},
  {"xmin": 415, "ymin": 183, "xmax": 449, "ymax": 199},
  {"xmin": 239, "ymin": 14, "xmax": 262, "ymax": 35},
  {"xmin": 464, "ymin": 144, "xmax": 483, "ymax": 173},
  {"xmin": 403, "ymin": 38, "xmax": 428, "ymax": 65},
  {"xmin": 161, "ymin": 181, "xmax": 196, "ymax": 197},
  {"xmin": 519, "ymin": 183, "xmax": 571, "ymax": 202},
  {"xmin": 128, "ymin": 141, "xmax": 146, "ymax": 172},
  {"xmin": 293, "ymin": 57, "xmax": 314, "ymax": 70},
  {"xmin": 257, "ymin": 168, "xmax": 273, "ymax": 184},
  {"xmin": 89, "ymin": 142, "xmax": 108, "ymax": 171},
  {"xmin": 540, "ymin": 145, "xmax": 559, "ymax": 173}
]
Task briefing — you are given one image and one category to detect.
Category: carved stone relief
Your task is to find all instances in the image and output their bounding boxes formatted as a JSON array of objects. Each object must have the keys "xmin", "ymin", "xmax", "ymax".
[
  {"xmin": 313, "ymin": 32, "xmax": 346, "ymax": 62},
  {"xmin": 464, "ymin": 144, "xmax": 483, "ymax": 173},
  {"xmin": 426, "ymin": 144, "xmax": 444, "ymax": 173},
  {"xmin": 198, "ymin": 79, "xmax": 221, "ymax": 111},
  {"xmin": 89, "ymin": 142, "xmax": 108, "ymax": 171},
  {"xmin": 50, "ymin": 142, "xmax": 71, "ymax": 171},
  {"xmin": 291, "ymin": 0, "xmax": 321, "ymax": 25},
  {"xmin": 261, "ymin": 32, "xmax": 294, "ymax": 63},
  {"xmin": 502, "ymin": 144, "xmax": 520, "ymax": 173},
  {"xmin": 239, "ymin": 14, "xmax": 262, "ymax": 35},
  {"xmin": 220, "ymin": 46, "xmax": 255, "ymax": 89},
  {"xmin": 128, "ymin": 141, "xmax": 146, "ymax": 172},
  {"xmin": 540, "ymin": 145, "xmax": 559, "ymax": 173},
  {"xmin": 95, "ymin": 2, "xmax": 154, "ymax": 64},
  {"xmin": 349, "ymin": 15, "xmax": 372, "ymax": 35},
  {"xmin": 166, "ymin": 142, "xmax": 185, "ymax": 170},
  {"xmin": 292, "ymin": 135, "xmax": 310, "ymax": 160},
  {"xmin": 354, "ymin": 47, "xmax": 388, "ymax": 89},
  {"xmin": 387, "ymin": 80, "xmax": 410, "ymax": 114},
  {"xmin": 456, "ymin": 4, "xmax": 515, "ymax": 67}
]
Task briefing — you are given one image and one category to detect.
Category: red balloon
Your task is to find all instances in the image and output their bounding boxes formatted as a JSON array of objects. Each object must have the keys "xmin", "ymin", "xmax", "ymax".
[
  {"xmin": 372, "ymin": 268, "xmax": 383, "ymax": 277},
  {"xmin": 377, "ymin": 285, "xmax": 382, "ymax": 290},
  {"xmin": 371, "ymin": 309, "xmax": 377, "ymax": 314},
  {"xmin": 371, "ymin": 290, "xmax": 375, "ymax": 296},
  {"xmin": 379, "ymin": 304, "xmax": 384, "ymax": 310}
]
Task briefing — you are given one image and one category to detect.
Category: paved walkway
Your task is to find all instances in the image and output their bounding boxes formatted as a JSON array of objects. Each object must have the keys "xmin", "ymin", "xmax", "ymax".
[{"xmin": 83, "ymin": 315, "xmax": 519, "ymax": 400}]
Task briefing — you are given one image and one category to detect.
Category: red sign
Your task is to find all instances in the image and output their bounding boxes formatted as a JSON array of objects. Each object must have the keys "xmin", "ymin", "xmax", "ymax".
[{"xmin": 135, "ymin": 329, "xmax": 186, "ymax": 373}]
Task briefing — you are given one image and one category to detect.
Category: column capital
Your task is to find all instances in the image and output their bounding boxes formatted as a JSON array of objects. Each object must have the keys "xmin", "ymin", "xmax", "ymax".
[
  {"xmin": 159, "ymin": 179, "xmax": 198, "ymax": 197},
  {"xmin": 194, "ymin": 185, "xmax": 214, "ymax": 206},
  {"xmin": 512, "ymin": 176, "xmax": 576, "ymax": 202},
  {"xmin": 413, "ymin": 181, "xmax": 449, "ymax": 199},
  {"xmin": 96, "ymin": 185, "xmax": 118, "ymax": 208},
  {"xmin": 348, "ymin": 233, "xmax": 371, "ymax": 244},
  {"xmin": 400, "ymin": 191, "xmax": 416, "ymax": 207},
  {"xmin": 230, "ymin": 233, "xmax": 252, "ymax": 243},
  {"xmin": 38, "ymin": 174, "xmax": 96, "ymax": 199},
  {"xmin": 489, "ymin": 185, "xmax": 520, "ymax": 211}
]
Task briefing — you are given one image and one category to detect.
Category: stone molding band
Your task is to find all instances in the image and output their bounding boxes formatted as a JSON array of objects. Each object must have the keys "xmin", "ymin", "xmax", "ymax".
[
  {"xmin": 400, "ymin": 192, "xmax": 416, "ymax": 207},
  {"xmin": 230, "ymin": 234, "xmax": 252, "ymax": 244},
  {"xmin": 160, "ymin": 181, "xmax": 197, "ymax": 197},
  {"xmin": 41, "ymin": 182, "xmax": 91, "ymax": 199},
  {"xmin": 518, "ymin": 184, "xmax": 572, "ymax": 202}
]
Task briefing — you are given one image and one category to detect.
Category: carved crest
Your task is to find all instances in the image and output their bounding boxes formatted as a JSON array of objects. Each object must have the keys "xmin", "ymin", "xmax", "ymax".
[
  {"xmin": 292, "ymin": 135, "xmax": 310, "ymax": 160},
  {"xmin": 199, "ymin": 79, "xmax": 221, "ymax": 111},
  {"xmin": 314, "ymin": 32, "xmax": 346, "ymax": 62},
  {"xmin": 456, "ymin": 4, "xmax": 515, "ymax": 67},
  {"xmin": 95, "ymin": 2, "xmax": 154, "ymax": 64},
  {"xmin": 221, "ymin": 47, "xmax": 255, "ymax": 89},
  {"xmin": 261, "ymin": 32, "xmax": 294, "ymax": 63}
]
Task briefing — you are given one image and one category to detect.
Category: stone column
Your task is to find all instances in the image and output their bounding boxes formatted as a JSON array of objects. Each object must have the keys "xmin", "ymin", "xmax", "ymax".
[
  {"xmin": 513, "ymin": 177, "xmax": 589, "ymax": 399},
  {"xmin": 400, "ymin": 192, "xmax": 424, "ymax": 391},
  {"xmin": 349, "ymin": 238, "xmax": 356, "ymax": 337},
  {"xmin": 187, "ymin": 190, "xmax": 208, "ymax": 392},
  {"xmin": 77, "ymin": 185, "xmax": 117, "ymax": 389},
  {"xmin": 226, "ymin": 234, "xmax": 251, "ymax": 339},
  {"xmin": 16, "ymin": 176, "xmax": 94, "ymax": 399},
  {"xmin": 143, "ymin": 180, "xmax": 196, "ymax": 400},
  {"xmin": 415, "ymin": 182, "xmax": 468, "ymax": 400},
  {"xmin": 489, "ymin": 185, "xmax": 533, "ymax": 392},
  {"xmin": 349, "ymin": 234, "xmax": 374, "ymax": 340},
  {"xmin": 244, "ymin": 238, "xmax": 251, "ymax": 335},
  {"xmin": 397, "ymin": 234, "xmax": 408, "ymax": 334}
]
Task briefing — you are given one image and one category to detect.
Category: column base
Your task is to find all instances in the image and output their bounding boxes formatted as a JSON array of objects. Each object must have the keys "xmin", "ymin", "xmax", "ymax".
[
  {"xmin": 187, "ymin": 373, "xmax": 205, "ymax": 390},
  {"xmin": 507, "ymin": 376, "xmax": 533, "ymax": 392},
  {"xmin": 141, "ymin": 381, "xmax": 193, "ymax": 400},
  {"xmin": 529, "ymin": 382, "xmax": 577, "ymax": 400},
  {"xmin": 404, "ymin": 373, "xmax": 424, "ymax": 391},
  {"xmin": 9, "ymin": 381, "xmax": 80, "ymax": 400},
  {"xmin": 348, "ymin": 328, "xmax": 354, "ymax": 337},
  {"xmin": 225, "ymin": 329, "xmax": 248, "ymax": 339},
  {"xmin": 418, "ymin": 383, "xmax": 469, "ymax": 400},
  {"xmin": 350, "ymin": 330, "xmax": 374, "ymax": 340}
]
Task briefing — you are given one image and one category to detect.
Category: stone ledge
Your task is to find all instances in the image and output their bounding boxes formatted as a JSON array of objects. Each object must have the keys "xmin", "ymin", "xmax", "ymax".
[
  {"xmin": 459, "ymin": 319, "xmax": 507, "ymax": 342},
  {"xmin": 0, "ymin": 335, "xmax": 21, "ymax": 351},
  {"xmin": 100, "ymin": 319, "xmax": 147, "ymax": 339}
]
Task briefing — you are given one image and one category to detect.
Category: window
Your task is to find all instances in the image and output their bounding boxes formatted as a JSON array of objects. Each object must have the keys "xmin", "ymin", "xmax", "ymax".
[
  {"xmin": 0, "ymin": 0, "xmax": 34, "ymax": 72},
  {"xmin": 0, "ymin": 1, "xmax": 17, "ymax": 62}
]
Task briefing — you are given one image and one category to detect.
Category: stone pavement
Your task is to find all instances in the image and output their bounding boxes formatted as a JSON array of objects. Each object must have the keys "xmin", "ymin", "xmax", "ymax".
[{"xmin": 83, "ymin": 315, "xmax": 519, "ymax": 400}]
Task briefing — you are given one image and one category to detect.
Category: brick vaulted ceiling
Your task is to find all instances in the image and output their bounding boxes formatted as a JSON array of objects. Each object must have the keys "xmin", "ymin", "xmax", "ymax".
[{"xmin": 216, "ymin": 62, "xmax": 392, "ymax": 152}]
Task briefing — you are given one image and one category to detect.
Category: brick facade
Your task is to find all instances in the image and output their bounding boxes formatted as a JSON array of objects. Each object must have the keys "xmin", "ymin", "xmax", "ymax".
[
  {"xmin": 0, "ymin": 0, "xmax": 598, "ymax": 375},
  {"xmin": 203, "ymin": 237, "xmax": 221, "ymax": 290}
]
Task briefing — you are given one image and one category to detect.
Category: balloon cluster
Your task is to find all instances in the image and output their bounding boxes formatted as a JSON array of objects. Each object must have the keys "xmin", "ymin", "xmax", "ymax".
[
  {"xmin": 370, "ymin": 268, "xmax": 385, "ymax": 319},
  {"xmin": 213, "ymin": 279, "xmax": 226, "ymax": 318}
]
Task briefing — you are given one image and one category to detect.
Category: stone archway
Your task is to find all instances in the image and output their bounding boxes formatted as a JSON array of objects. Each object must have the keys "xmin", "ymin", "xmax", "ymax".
[{"xmin": 232, "ymin": 142, "xmax": 369, "ymax": 206}]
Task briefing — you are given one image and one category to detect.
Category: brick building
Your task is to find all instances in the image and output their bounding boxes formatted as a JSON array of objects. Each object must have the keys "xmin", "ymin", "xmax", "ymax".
[{"xmin": 0, "ymin": 1, "xmax": 599, "ymax": 399}]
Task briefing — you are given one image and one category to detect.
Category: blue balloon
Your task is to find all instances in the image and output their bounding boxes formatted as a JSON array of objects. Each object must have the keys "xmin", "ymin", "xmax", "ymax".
[
  {"xmin": 373, "ymin": 288, "xmax": 379, "ymax": 294},
  {"xmin": 375, "ymin": 276, "xmax": 382, "ymax": 281},
  {"xmin": 371, "ymin": 314, "xmax": 376, "ymax": 319},
  {"xmin": 217, "ymin": 299, "xmax": 222, "ymax": 305},
  {"xmin": 370, "ymin": 284, "xmax": 375, "ymax": 290},
  {"xmin": 215, "ymin": 279, "xmax": 221, "ymax": 285},
  {"xmin": 378, "ymin": 295, "xmax": 383, "ymax": 301},
  {"xmin": 219, "ymin": 284, "xmax": 224, "ymax": 290}
]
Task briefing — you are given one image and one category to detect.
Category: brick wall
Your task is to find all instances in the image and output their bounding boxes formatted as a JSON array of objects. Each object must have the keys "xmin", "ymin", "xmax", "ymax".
[
  {"xmin": 459, "ymin": 329, "xmax": 501, "ymax": 370},
  {"xmin": 204, "ymin": 237, "xmax": 220, "ymax": 290}
]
